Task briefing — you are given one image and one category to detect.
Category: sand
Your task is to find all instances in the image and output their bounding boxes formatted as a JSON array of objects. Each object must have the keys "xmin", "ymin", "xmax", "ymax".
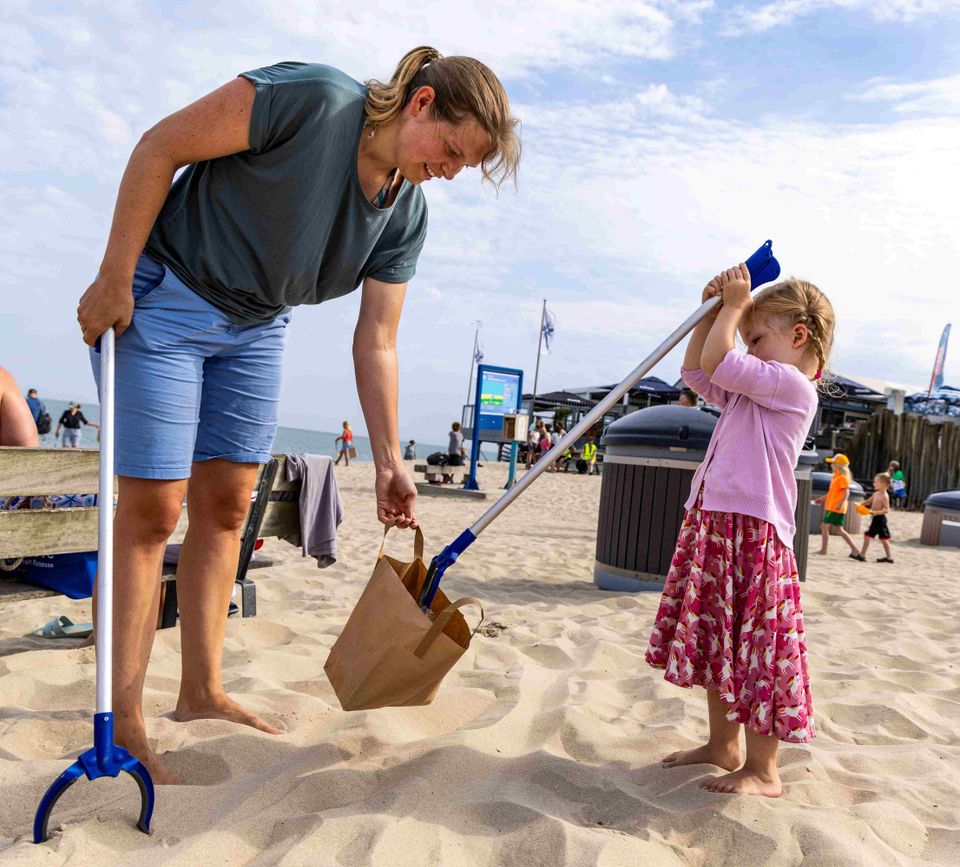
[{"xmin": 1, "ymin": 461, "xmax": 959, "ymax": 865}]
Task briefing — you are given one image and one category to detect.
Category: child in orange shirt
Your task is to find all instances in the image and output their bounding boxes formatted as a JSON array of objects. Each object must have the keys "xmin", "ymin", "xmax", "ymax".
[{"xmin": 815, "ymin": 453, "xmax": 861, "ymax": 558}]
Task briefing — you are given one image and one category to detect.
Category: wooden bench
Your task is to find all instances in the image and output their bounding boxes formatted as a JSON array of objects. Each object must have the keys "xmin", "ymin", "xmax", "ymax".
[
  {"xmin": 414, "ymin": 461, "xmax": 466, "ymax": 485},
  {"xmin": 0, "ymin": 448, "xmax": 302, "ymax": 629}
]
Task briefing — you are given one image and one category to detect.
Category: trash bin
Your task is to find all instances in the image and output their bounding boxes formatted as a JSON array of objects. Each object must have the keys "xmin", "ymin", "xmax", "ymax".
[
  {"xmin": 920, "ymin": 490, "xmax": 960, "ymax": 546},
  {"xmin": 809, "ymin": 472, "xmax": 865, "ymax": 535},
  {"xmin": 594, "ymin": 406, "xmax": 813, "ymax": 592}
]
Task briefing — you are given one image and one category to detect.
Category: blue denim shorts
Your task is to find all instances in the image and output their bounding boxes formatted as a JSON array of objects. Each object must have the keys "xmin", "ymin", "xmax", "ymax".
[{"xmin": 90, "ymin": 255, "xmax": 291, "ymax": 479}]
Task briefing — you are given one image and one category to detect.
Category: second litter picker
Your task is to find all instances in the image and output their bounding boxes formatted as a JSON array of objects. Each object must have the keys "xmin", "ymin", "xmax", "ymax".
[{"xmin": 417, "ymin": 240, "xmax": 782, "ymax": 610}]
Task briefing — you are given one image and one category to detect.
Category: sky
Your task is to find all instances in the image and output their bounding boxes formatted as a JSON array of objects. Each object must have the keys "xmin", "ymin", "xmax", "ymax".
[{"xmin": 2, "ymin": 0, "xmax": 959, "ymax": 440}]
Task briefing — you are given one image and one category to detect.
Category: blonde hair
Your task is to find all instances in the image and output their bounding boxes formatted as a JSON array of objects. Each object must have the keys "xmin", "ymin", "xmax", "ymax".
[
  {"xmin": 744, "ymin": 279, "xmax": 835, "ymax": 379},
  {"xmin": 836, "ymin": 463, "xmax": 852, "ymax": 481},
  {"xmin": 365, "ymin": 46, "xmax": 521, "ymax": 191},
  {"xmin": 875, "ymin": 472, "xmax": 892, "ymax": 487}
]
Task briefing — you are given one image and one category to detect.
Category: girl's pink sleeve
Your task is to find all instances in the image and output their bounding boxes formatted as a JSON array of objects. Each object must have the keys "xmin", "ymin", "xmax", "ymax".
[
  {"xmin": 681, "ymin": 367, "xmax": 730, "ymax": 409},
  {"xmin": 709, "ymin": 349, "xmax": 814, "ymax": 412}
]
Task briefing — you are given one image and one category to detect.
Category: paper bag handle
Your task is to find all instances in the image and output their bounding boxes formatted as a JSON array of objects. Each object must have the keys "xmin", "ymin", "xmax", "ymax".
[
  {"xmin": 413, "ymin": 596, "xmax": 485, "ymax": 659},
  {"xmin": 379, "ymin": 522, "xmax": 424, "ymax": 560}
]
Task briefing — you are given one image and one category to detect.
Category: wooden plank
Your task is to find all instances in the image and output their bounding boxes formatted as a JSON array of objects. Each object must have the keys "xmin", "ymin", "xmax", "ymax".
[
  {"xmin": 0, "ymin": 447, "xmax": 104, "ymax": 496},
  {"xmin": 256, "ymin": 500, "xmax": 300, "ymax": 539},
  {"xmin": 0, "ymin": 580, "xmax": 58, "ymax": 603}
]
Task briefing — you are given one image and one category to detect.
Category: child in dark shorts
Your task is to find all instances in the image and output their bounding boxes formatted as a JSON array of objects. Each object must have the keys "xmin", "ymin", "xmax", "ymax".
[{"xmin": 859, "ymin": 472, "xmax": 894, "ymax": 563}]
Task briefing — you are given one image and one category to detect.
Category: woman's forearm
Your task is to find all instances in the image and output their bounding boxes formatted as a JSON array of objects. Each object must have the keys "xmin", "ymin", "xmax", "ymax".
[
  {"xmin": 98, "ymin": 138, "xmax": 178, "ymax": 279},
  {"xmin": 353, "ymin": 343, "xmax": 403, "ymax": 469}
]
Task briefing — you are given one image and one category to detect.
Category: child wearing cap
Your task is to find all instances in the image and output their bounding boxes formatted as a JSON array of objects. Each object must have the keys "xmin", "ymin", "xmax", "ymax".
[{"xmin": 815, "ymin": 453, "xmax": 861, "ymax": 559}]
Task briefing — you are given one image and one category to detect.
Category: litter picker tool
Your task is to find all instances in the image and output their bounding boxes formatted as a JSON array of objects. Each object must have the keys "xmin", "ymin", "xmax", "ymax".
[
  {"xmin": 418, "ymin": 241, "xmax": 781, "ymax": 610},
  {"xmin": 34, "ymin": 327, "xmax": 155, "ymax": 843}
]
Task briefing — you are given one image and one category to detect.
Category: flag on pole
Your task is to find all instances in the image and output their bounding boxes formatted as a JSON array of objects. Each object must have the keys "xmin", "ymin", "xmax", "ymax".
[
  {"xmin": 475, "ymin": 339, "xmax": 484, "ymax": 365},
  {"xmin": 541, "ymin": 308, "xmax": 556, "ymax": 355},
  {"xmin": 928, "ymin": 323, "xmax": 951, "ymax": 396}
]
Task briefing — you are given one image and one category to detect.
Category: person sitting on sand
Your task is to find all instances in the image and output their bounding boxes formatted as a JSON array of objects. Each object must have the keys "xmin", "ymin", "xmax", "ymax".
[
  {"xmin": 815, "ymin": 453, "xmax": 861, "ymax": 559},
  {"xmin": 646, "ymin": 266, "xmax": 836, "ymax": 797},
  {"xmin": 858, "ymin": 472, "xmax": 894, "ymax": 563},
  {"xmin": 0, "ymin": 367, "xmax": 40, "ymax": 447}
]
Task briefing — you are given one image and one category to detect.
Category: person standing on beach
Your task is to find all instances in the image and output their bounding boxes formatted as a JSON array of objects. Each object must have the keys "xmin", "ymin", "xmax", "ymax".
[
  {"xmin": 404, "ymin": 439, "xmax": 416, "ymax": 460},
  {"xmin": 888, "ymin": 460, "xmax": 906, "ymax": 509},
  {"xmin": 334, "ymin": 420, "xmax": 354, "ymax": 466},
  {"xmin": 55, "ymin": 403, "xmax": 99, "ymax": 448},
  {"xmin": 815, "ymin": 453, "xmax": 861, "ymax": 558},
  {"xmin": 646, "ymin": 267, "xmax": 836, "ymax": 797},
  {"xmin": 75, "ymin": 47, "xmax": 520, "ymax": 784},
  {"xmin": 24, "ymin": 388, "xmax": 51, "ymax": 438},
  {"xmin": 858, "ymin": 472, "xmax": 894, "ymax": 563}
]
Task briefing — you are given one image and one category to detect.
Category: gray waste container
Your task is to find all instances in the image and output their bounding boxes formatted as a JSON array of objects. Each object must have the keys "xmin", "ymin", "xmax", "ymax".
[
  {"xmin": 809, "ymin": 472, "xmax": 865, "ymax": 535},
  {"xmin": 920, "ymin": 490, "xmax": 960, "ymax": 546},
  {"xmin": 594, "ymin": 405, "xmax": 813, "ymax": 591}
]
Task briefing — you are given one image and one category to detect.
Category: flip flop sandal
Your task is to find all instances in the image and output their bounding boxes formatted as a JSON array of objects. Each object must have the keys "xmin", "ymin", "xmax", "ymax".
[
  {"xmin": 876, "ymin": 557, "xmax": 895, "ymax": 563},
  {"xmin": 32, "ymin": 615, "xmax": 94, "ymax": 639}
]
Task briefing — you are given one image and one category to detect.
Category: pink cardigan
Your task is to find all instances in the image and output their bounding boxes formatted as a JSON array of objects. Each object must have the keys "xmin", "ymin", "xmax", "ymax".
[{"xmin": 682, "ymin": 350, "xmax": 818, "ymax": 549}]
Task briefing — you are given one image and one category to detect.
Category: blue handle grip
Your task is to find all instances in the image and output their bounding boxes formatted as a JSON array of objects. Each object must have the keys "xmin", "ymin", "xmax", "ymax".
[{"xmin": 744, "ymin": 240, "xmax": 780, "ymax": 288}]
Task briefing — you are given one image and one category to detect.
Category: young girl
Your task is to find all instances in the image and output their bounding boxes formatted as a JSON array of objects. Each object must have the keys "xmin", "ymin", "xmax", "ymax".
[
  {"xmin": 815, "ymin": 454, "xmax": 861, "ymax": 558},
  {"xmin": 646, "ymin": 264, "xmax": 835, "ymax": 798}
]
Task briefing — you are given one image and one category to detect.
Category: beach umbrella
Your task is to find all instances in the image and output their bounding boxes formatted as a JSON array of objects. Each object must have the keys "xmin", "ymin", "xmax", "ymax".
[
  {"xmin": 416, "ymin": 240, "xmax": 782, "ymax": 609},
  {"xmin": 33, "ymin": 328, "xmax": 155, "ymax": 843}
]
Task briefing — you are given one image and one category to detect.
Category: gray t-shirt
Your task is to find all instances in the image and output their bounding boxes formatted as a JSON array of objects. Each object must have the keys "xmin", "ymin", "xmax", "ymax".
[
  {"xmin": 448, "ymin": 430, "xmax": 464, "ymax": 455},
  {"xmin": 145, "ymin": 62, "xmax": 429, "ymax": 323}
]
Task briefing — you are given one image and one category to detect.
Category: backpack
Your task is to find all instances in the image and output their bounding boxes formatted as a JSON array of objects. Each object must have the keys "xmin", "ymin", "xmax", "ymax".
[
  {"xmin": 36, "ymin": 411, "xmax": 52, "ymax": 435},
  {"xmin": 426, "ymin": 451, "xmax": 447, "ymax": 466}
]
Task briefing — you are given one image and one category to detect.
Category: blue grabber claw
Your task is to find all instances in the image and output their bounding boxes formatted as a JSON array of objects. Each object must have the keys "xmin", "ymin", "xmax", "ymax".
[
  {"xmin": 417, "ymin": 529, "xmax": 476, "ymax": 610},
  {"xmin": 33, "ymin": 713, "xmax": 154, "ymax": 843}
]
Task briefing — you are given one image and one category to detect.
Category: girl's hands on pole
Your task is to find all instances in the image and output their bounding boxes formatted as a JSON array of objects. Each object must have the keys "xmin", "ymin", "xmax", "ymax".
[
  {"xmin": 718, "ymin": 263, "xmax": 752, "ymax": 312},
  {"xmin": 77, "ymin": 274, "xmax": 135, "ymax": 347},
  {"xmin": 701, "ymin": 276, "xmax": 724, "ymax": 321}
]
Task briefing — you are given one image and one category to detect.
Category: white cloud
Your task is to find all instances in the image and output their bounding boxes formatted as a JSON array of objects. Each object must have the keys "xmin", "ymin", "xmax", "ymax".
[
  {"xmin": 722, "ymin": 0, "xmax": 960, "ymax": 34},
  {"xmin": 854, "ymin": 73, "xmax": 960, "ymax": 115},
  {"xmin": 1, "ymin": 0, "xmax": 958, "ymax": 441}
]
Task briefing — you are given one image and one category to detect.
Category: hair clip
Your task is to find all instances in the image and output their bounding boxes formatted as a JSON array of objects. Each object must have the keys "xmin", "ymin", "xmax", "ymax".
[{"xmin": 814, "ymin": 369, "xmax": 823, "ymax": 380}]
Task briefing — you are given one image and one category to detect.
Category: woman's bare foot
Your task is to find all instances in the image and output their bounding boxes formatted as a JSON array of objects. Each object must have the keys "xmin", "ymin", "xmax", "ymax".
[
  {"xmin": 700, "ymin": 767, "xmax": 782, "ymax": 797},
  {"xmin": 116, "ymin": 732, "xmax": 181, "ymax": 785},
  {"xmin": 174, "ymin": 692, "xmax": 282, "ymax": 734},
  {"xmin": 662, "ymin": 742, "xmax": 742, "ymax": 771},
  {"xmin": 815, "ymin": 549, "xmax": 827, "ymax": 555}
]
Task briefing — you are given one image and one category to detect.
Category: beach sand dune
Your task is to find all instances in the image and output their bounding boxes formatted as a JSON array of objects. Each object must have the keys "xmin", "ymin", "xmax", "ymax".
[{"xmin": 2, "ymin": 462, "xmax": 959, "ymax": 864}]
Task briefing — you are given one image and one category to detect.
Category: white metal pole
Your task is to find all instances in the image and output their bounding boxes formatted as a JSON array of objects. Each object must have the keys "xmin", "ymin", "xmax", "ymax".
[
  {"xmin": 529, "ymin": 300, "xmax": 545, "ymax": 419},
  {"xmin": 96, "ymin": 328, "xmax": 114, "ymax": 714},
  {"xmin": 465, "ymin": 322, "xmax": 480, "ymax": 406},
  {"xmin": 471, "ymin": 296, "xmax": 720, "ymax": 535}
]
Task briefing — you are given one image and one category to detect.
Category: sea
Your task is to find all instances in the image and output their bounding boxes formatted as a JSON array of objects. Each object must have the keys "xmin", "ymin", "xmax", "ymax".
[{"xmin": 34, "ymin": 397, "xmax": 446, "ymax": 461}]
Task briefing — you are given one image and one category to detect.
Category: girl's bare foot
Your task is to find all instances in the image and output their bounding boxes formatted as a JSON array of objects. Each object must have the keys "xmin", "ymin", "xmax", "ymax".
[
  {"xmin": 700, "ymin": 767, "xmax": 782, "ymax": 797},
  {"xmin": 662, "ymin": 742, "xmax": 742, "ymax": 771},
  {"xmin": 174, "ymin": 692, "xmax": 282, "ymax": 734}
]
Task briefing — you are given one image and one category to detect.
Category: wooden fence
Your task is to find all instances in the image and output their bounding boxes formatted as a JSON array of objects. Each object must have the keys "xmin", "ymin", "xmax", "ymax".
[{"xmin": 850, "ymin": 411, "xmax": 960, "ymax": 509}]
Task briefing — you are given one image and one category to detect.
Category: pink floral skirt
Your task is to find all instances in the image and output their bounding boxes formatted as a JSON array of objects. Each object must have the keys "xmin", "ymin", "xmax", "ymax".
[{"xmin": 645, "ymin": 498, "xmax": 815, "ymax": 743}]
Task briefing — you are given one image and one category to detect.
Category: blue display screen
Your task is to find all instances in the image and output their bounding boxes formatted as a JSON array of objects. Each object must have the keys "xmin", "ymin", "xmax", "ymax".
[{"xmin": 476, "ymin": 367, "xmax": 522, "ymax": 435}]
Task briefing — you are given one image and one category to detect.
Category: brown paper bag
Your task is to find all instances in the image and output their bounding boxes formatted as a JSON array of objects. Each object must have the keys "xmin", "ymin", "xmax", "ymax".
[{"xmin": 324, "ymin": 525, "xmax": 484, "ymax": 711}]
